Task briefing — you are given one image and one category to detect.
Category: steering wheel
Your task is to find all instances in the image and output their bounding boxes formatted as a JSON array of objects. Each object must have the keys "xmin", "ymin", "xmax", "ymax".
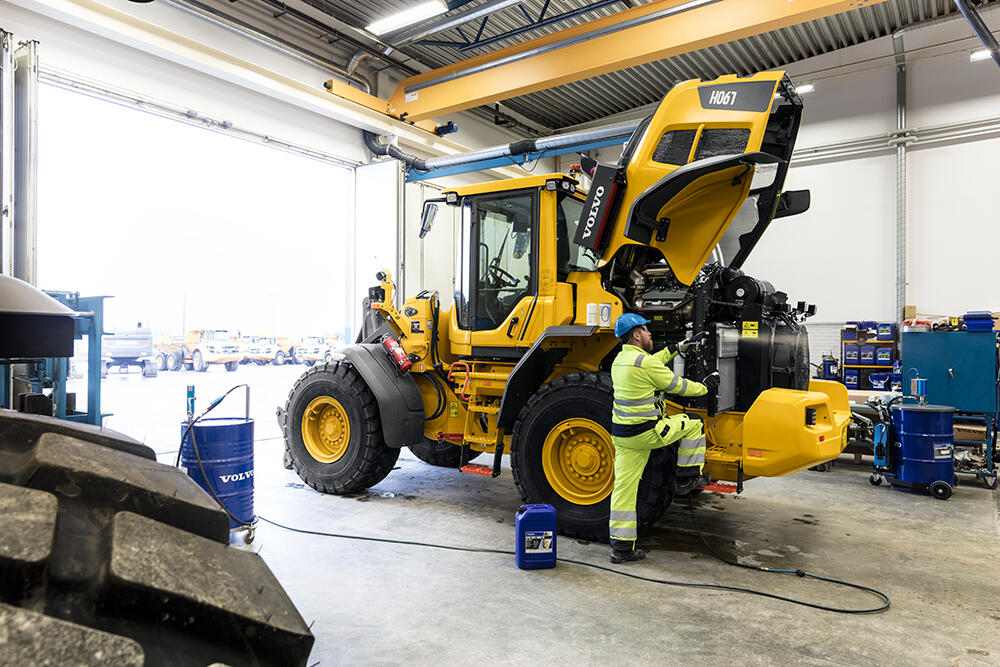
[{"xmin": 487, "ymin": 257, "xmax": 519, "ymax": 288}]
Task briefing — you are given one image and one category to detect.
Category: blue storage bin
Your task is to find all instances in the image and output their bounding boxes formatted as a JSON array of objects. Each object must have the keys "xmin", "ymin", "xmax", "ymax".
[
  {"xmin": 844, "ymin": 344, "xmax": 859, "ymax": 365},
  {"xmin": 860, "ymin": 345, "xmax": 875, "ymax": 365},
  {"xmin": 876, "ymin": 347, "xmax": 893, "ymax": 366},
  {"xmin": 877, "ymin": 323, "xmax": 895, "ymax": 341},
  {"xmin": 868, "ymin": 372, "xmax": 890, "ymax": 390},
  {"xmin": 844, "ymin": 369, "xmax": 860, "ymax": 389}
]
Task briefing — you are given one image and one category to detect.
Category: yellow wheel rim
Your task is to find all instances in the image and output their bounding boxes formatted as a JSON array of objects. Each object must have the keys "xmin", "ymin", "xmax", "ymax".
[
  {"xmin": 541, "ymin": 418, "xmax": 614, "ymax": 505},
  {"xmin": 301, "ymin": 396, "xmax": 351, "ymax": 463}
]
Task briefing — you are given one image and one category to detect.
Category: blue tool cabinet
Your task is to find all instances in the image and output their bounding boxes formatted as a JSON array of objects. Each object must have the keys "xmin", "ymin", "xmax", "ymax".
[{"xmin": 901, "ymin": 331, "xmax": 998, "ymax": 487}]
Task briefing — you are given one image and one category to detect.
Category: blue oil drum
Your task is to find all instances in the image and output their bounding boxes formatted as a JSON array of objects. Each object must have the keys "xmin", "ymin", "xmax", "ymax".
[
  {"xmin": 515, "ymin": 504, "xmax": 557, "ymax": 570},
  {"xmin": 181, "ymin": 417, "xmax": 255, "ymax": 529},
  {"xmin": 890, "ymin": 404, "xmax": 954, "ymax": 490}
]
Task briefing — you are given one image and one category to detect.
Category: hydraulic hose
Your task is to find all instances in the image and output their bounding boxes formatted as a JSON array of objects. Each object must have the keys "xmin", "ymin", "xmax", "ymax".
[{"xmin": 362, "ymin": 131, "xmax": 430, "ymax": 172}]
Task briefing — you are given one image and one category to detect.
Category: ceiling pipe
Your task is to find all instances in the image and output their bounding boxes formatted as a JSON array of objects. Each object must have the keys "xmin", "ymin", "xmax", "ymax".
[
  {"xmin": 417, "ymin": 118, "xmax": 641, "ymax": 170},
  {"xmin": 383, "ymin": 0, "xmax": 528, "ymax": 47},
  {"xmin": 954, "ymin": 0, "xmax": 1000, "ymax": 68},
  {"xmin": 163, "ymin": 0, "xmax": 374, "ymax": 92}
]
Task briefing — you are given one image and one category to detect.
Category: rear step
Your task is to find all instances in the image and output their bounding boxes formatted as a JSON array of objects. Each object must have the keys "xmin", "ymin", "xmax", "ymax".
[
  {"xmin": 459, "ymin": 464, "xmax": 493, "ymax": 477},
  {"xmin": 701, "ymin": 481, "xmax": 739, "ymax": 494}
]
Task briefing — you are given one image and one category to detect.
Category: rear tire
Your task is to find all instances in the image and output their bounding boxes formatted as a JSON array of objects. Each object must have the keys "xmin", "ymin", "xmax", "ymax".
[
  {"xmin": 155, "ymin": 352, "xmax": 167, "ymax": 371},
  {"xmin": 409, "ymin": 439, "xmax": 481, "ymax": 467},
  {"xmin": 193, "ymin": 351, "xmax": 208, "ymax": 373},
  {"xmin": 141, "ymin": 360, "xmax": 158, "ymax": 378},
  {"xmin": 282, "ymin": 363, "xmax": 399, "ymax": 494},
  {"xmin": 511, "ymin": 372, "xmax": 676, "ymax": 542},
  {"xmin": 0, "ymin": 411, "xmax": 314, "ymax": 665},
  {"xmin": 275, "ymin": 351, "xmax": 286, "ymax": 366},
  {"xmin": 166, "ymin": 351, "xmax": 182, "ymax": 371},
  {"xmin": 224, "ymin": 361, "xmax": 239, "ymax": 372}
]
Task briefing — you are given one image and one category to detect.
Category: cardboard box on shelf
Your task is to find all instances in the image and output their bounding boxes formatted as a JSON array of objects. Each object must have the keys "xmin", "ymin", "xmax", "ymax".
[
  {"xmin": 903, "ymin": 305, "xmax": 917, "ymax": 320},
  {"xmin": 953, "ymin": 424, "xmax": 988, "ymax": 443}
]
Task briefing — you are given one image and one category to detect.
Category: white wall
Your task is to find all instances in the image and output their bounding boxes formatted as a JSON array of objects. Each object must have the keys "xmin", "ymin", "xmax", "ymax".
[{"xmin": 753, "ymin": 13, "xmax": 1000, "ymax": 324}]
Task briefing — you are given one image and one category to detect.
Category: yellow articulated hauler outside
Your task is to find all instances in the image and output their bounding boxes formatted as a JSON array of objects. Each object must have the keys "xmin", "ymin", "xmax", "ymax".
[{"xmin": 279, "ymin": 71, "xmax": 851, "ymax": 541}]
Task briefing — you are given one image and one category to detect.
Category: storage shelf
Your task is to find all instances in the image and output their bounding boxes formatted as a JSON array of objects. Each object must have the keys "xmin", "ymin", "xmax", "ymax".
[{"xmin": 843, "ymin": 364, "xmax": 893, "ymax": 369}]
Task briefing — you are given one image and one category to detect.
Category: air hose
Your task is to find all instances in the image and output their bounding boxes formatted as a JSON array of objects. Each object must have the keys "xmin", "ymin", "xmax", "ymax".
[
  {"xmin": 176, "ymin": 384, "xmax": 254, "ymax": 528},
  {"xmin": 258, "ymin": 498, "xmax": 890, "ymax": 614}
]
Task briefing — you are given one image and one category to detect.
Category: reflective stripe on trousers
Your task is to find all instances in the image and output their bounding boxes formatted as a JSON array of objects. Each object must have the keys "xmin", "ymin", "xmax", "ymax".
[
  {"xmin": 677, "ymin": 435, "xmax": 706, "ymax": 470},
  {"xmin": 608, "ymin": 414, "xmax": 706, "ymax": 544}
]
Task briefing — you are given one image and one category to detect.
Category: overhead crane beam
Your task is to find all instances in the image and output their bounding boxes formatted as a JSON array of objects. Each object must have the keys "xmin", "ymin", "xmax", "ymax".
[{"xmin": 385, "ymin": 0, "xmax": 887, "ymax": 122}]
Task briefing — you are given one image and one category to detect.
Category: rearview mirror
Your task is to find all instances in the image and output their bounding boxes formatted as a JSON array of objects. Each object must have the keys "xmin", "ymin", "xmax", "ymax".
[
  {"xmin": 774, "ymin": 190, "xmax": 811, "ymax": 219},
  {"xmin": 419, "ymin": 201, "xmax": 440, "ymax": 239}
]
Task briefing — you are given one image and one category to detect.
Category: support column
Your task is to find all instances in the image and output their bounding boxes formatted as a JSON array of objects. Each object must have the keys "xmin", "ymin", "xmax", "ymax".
[
  {"xmin": 1, "ymin": 30, "xmax": 15, "ymax": 276},
  {"xmin": 14, "ymin": 40, "xmax": 38, "ymax": 285},
  {"xmin": 893, "ymin": 34, "xmax": 907, "ymax": 324}
]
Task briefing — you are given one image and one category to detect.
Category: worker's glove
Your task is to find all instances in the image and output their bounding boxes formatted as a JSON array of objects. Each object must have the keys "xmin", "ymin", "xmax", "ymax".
[
  {"xmin": 702, "ymin": 372, "xmax": 720, "ymax": 392},
  {"xmin": 677, "ymin": 331, "xmax": 708, "ymax": 353}
]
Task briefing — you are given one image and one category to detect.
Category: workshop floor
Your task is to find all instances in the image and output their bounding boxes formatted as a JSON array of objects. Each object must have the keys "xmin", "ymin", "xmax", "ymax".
[{"xmin": 84, "ymin": 365, "xmax": 1000, "ymax": 666}]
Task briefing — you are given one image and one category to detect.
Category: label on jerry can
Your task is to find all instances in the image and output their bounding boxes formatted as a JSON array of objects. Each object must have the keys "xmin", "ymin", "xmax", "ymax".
[{"xmin": 524, "ymin": 530, "xmax": 554, "ymax": 553}]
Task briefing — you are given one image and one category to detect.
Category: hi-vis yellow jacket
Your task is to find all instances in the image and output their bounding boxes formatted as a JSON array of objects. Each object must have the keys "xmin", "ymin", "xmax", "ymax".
[{"xmin": 610, "ymin": 344, "xmax": 707, "ymax": 438}]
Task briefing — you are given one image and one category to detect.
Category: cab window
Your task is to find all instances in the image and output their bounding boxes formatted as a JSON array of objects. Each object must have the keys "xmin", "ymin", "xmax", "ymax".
[
  {"xmin": 556, "ymin": 192, "xmax": 599, "ymax": 280},
  {"xmin": 470, "ymin": 192, "xmax": 534, "ymax": 331}
]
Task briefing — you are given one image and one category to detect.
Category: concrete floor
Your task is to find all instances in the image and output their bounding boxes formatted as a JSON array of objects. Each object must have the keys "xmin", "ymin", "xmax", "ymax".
[{"xmin": 81, "ymin": 364, "xmax": 1000, "ymax": 665}]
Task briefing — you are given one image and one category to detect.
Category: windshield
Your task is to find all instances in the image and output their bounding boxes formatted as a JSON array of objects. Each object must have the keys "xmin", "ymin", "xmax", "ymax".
[
  {"xmin": 556, "ymin": 192, "xmax": 599, "ymax": 279},
  {"xmin": 208, "ymin": 330, "xmax": 235, "ymax": 341}
]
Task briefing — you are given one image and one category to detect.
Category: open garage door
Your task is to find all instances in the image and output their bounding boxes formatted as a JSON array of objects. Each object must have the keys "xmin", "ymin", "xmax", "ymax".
[{"xmin": 352, "ymin": 158, "xmax": 402, "ymax": 341}]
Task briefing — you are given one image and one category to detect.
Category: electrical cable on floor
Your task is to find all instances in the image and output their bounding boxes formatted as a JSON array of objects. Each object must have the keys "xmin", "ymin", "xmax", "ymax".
[{"xmin": 257, "ymin": 508, "xmax": 890, "ymax": 614}]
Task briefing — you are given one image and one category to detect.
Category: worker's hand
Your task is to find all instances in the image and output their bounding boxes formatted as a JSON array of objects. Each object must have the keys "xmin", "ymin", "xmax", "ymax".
[
  {"xmin": 702, "ymin": 372, "xmax": 720, "ymax": 392},
  {"xmin": 678, "ymin": 331, "xmax": 708, "ymax": 352}
]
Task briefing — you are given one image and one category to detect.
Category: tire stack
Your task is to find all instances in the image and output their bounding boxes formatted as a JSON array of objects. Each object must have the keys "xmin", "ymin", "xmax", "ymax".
[{"xmin": 0, "ymin": 410, "xmax": 314, "ymax": 666}]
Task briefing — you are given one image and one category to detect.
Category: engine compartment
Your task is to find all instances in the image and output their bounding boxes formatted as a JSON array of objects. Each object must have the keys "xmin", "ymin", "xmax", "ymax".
[{"xmin": 604, "ymin": 245, "xmax": 814, "ymax": 415}]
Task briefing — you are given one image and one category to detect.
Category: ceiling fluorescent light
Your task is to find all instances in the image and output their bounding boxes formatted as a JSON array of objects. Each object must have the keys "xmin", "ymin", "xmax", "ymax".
[
  {"xmin": 367, "ymin": 1, "xmax": 448, "ymax": 36},
  {"xmin": 970, "ymin": 49, "xmax": 993, "ymax": 62}
]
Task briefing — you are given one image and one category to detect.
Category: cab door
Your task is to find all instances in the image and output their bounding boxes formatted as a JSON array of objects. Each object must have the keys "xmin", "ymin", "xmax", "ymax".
[{"xmin": 453, "ymin": 189, "xmax": 536, "ymax": 356}]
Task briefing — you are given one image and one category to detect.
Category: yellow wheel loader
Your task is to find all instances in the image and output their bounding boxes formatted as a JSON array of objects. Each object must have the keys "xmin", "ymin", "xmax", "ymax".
[{"xmin": 279, "ymin": 71, "xmax": 851, "ymax": 540}]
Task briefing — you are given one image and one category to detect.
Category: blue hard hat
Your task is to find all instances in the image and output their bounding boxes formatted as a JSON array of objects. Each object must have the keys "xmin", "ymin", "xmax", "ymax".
[{"xmin": 614, "ymin": 313, "xmax": 650, "ymax": 338}]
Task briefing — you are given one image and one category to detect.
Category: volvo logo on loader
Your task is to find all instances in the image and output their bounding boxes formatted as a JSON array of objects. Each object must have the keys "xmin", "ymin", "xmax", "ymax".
[{"xmin": 582, "ymin": 185, "xmax": 606, "ymax": 239}]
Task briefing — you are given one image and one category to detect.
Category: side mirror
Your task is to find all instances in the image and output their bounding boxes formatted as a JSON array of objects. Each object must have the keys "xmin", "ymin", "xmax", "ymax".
[
  {"xmin": 774, "ymin": 189, "xmax": 811, "ymax": 219},
  {"xmin": 419, "ymin": 201, "xmax": 439, "ymax": 239}
]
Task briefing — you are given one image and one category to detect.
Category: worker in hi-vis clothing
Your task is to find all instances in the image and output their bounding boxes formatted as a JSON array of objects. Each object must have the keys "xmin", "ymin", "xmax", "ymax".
[{"xmin": 608, "ymin": 313, "xmax": 720, "ymax": 564}]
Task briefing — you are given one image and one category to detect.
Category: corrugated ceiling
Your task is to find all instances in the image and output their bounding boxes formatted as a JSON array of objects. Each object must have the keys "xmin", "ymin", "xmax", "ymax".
[{"xmin": 288, "ymin": 0, "xmax": 998, "ymax": 129}]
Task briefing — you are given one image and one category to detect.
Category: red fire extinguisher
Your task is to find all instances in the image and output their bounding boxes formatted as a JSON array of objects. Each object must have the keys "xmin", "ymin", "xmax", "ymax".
[{"xmin": 381, "ymin": 336, "xmax": 412, "ymax": 374}]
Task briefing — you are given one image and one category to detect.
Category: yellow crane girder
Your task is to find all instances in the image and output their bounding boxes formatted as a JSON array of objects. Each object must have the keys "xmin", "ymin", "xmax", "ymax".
[{"xmin": 380, "ymin": 0, "xmax": 886, "ymax": 122}]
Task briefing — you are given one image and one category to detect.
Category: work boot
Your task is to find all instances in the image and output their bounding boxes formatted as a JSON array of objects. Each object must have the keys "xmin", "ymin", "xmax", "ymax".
[
  {"xmin": 675, "ymin": 472, "xmax": 710, "ymax": 496},
  {"xmin": 610, "ymin": 545, "xmax": 647, "ymax": 564}
]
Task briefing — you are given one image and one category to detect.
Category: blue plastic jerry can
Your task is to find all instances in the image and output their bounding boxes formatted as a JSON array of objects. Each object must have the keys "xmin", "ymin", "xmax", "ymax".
[{"xmin": 515, "ymin": 504, "xmax": 557, "ymax": 570}]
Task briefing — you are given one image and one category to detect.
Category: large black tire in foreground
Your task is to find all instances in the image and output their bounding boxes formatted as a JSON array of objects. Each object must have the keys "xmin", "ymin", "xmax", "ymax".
[
  {"xmin": 280, "ymin": 363, "xmax": 399, "ymax": 494},
  {"xmin": 511, "ymin": 372, "xmax": 677, "ymax": 542},
  {"xmin": 0, "ymin": 410, "xmax": 313, "ymax": 666},
  {"xmin": 408, "ymin": 438, "xmax": 481, "ymax": 467}
]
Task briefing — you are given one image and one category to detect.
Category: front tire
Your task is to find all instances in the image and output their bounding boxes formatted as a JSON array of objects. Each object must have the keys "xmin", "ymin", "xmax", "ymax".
[
  {"xmin": 275, "ymin": 350, "xmax": 286, "ymax": 366},
  {"xmin": 282, "ymin": 363, "xmax": 399, "ymax": 494},
  {"xmin": 409, "ymin": 439, "xmax": 481, "ymax": 467},
  {"xmin": 224, "ymin": 361, "xmax": 239, "ymax": 372},
  {"xmin": 511, "ymin": 372, "xmax": 676, "ymax": 542}
]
